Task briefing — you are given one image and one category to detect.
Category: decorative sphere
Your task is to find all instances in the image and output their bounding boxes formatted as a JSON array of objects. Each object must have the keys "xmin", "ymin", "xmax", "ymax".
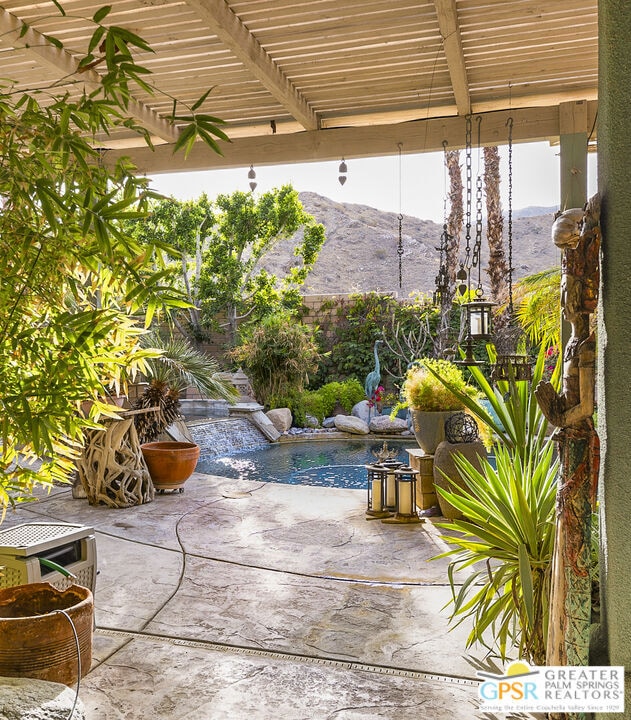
[{"xmin": 445, "ymin": 412, "xmax": 479, "ymax": 444}]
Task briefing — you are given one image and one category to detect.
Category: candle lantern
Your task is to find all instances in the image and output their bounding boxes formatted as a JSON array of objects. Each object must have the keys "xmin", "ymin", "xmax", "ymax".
[
  {"xmin": 380, "ymin": 460, "xmax": 403, "ymax": 513},
  {"xmin": 464, "ymin": 297, "xmax": 494, "ymax": 340},
  {"xmin": 382, "ymin": 465, "xmax": 423, "ymax": 524},
  {"xmin": 365, "ymin": 464, "xmax": 391, "ymax": 519}
]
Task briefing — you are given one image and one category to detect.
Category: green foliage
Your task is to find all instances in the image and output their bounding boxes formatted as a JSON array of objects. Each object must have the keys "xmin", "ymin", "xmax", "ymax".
[
  {"xmin": 429, "ymin": 344, "xmax": 563, "ymax": 663},
  {"xmin": 514, "ymin": 268, "xmax": 561, "ymax": 349},
  {"xmin": 230, "ymin": 313, "xmax": 321, "ymax": 408},
  {"xmin": 427, "ymin": 344, "xmax": 560, "ymax": 461},
  {"xmin": 298, "ymin": 379, "xmax": 366, "ymax": 424},
  {"xmin": 435, "ymin": 442, "xmax": 558, "ymax": 665},
  {"xmin": 0, "ymin": 7, "xmax": 227, "ymax": 514},
  {"xmin": 196, "ymin": 186, "xmax": 326, "ymax": 342},
  {"xmin": 313, "ymin": 292, "xmax": 441, "ymax": 386},
  {"xmin": 402, "ymin": 358, "xmax": 475, "ymax": 412}
]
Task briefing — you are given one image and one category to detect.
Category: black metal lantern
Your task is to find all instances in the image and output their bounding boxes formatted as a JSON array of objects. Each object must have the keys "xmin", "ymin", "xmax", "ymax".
[
  {"xmin": 379, "ymin": 460, "xmax": 403, "ymax": 513},
  {"xmin": 382, "ymin": 465, "xmax": 422, "ymax": 524},
  {"xmin": 464, "ymin": 296, "xmax": 494, "ymax": 340},
  {"xmin": 365, "ymin": 464, "xmax": 391, "ymax": 519},
  {"xmin": 491, "ymin": 354, "xmax": 532, "ymax": 382}
]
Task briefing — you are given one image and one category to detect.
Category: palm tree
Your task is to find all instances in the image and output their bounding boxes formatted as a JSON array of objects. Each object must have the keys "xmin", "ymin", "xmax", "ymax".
[
  {"xmin": 513, "ymin": 268, "xmax": 562, "ymax": 349},
  {"xmin": 132, "ymin": 334, "xmax": 237, "ymax": 444}
]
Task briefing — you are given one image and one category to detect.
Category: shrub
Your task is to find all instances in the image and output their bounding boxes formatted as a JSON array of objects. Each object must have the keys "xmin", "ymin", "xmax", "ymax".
[
  {"xmin": 403, "ymin": 358, "xmax": 474, "ymax": 412},
  {"xmin": 302, "ymin": 379, "xmax": 365, "ymax": 423},
  {"xmin": 230, "ymin": 312, "xmax": 321, "ymax": 408}
]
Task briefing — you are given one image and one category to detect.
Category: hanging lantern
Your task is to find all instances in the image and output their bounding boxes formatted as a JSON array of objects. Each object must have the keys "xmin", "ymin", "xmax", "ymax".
[
  {"xmin": 464, "ymin": 296, "xmax": 494, "ymax": 340},
  {"xmin": 365, "ymin": 464, "xmax": 391, "ymax": 519},
  {"xmin": 491, "ymin": 354, "xmax": 532, "ymax": 382},
  {"xmin": 382, "ymin": 466, "xmax": 423, "ymax": 524},
  {"xmin": 455, "ymin": 335, "xmax": 485, "ymax": 367}
]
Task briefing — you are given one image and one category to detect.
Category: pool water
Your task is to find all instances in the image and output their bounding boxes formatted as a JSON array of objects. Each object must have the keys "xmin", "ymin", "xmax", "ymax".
[{"xmin": 196, "ymin": 439, "xmax": 416, "ymax": 489}]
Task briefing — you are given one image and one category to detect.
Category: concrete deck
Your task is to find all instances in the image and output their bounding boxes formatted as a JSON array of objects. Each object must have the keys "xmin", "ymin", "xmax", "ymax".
[{"xmin": 2, "ymin": 473, "xmax": 495, "ymax": 719}]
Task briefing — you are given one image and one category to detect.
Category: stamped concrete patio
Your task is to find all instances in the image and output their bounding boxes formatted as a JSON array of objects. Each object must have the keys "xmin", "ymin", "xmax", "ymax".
[{"xmin": 3, "ymin": 471, "xmax": 496, "ymax": 719}]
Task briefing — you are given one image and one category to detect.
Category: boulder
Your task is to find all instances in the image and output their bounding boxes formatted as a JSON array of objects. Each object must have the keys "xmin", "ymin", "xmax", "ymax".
[
  {"xmin": 266, "ymin": 408, "xmax": 293, "ymax": 433},
  {"xmin": 369, "ymin": 415, "xmax": 408, "ymax": 434},
  {"xmin": 322, "ymin": 416, "xmax": 337, "ymax": 429},
  {"xmin": 334, "ymin": 415, "xmax": 370, "ymax": 435},
  {"xmin": 304, "ymin": 414, "xmax": 320, "ymax": 428},
  {"xmin": 0, "ymin": 676, "xmax": 86, "ymax": 719},
  {"xmin": 351, "ymin": 400, "xmax": 372, "ymax": 424}
]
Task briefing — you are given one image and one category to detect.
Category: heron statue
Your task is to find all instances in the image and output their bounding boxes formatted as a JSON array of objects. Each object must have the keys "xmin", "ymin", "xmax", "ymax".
[{"xmin": 364, "ymin": 340, "xmax": 383, "ymax": 405}]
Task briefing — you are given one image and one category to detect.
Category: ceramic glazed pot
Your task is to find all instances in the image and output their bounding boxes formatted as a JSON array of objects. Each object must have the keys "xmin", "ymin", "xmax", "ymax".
[
  {"xmin": 0, "ymin": 582, "xmax": 93, "ymax": 685},
  {"xmin": 141, "ymin": 441, "xmax": 200, "ymax": 492},
  {"xmin": 410, "ymin": 409, "xmax": 459, "ymax": 454}
]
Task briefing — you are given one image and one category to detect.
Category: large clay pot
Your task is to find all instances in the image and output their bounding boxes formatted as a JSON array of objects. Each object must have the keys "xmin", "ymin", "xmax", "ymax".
[
  {"xmin": 410, "ymin": 410, "xmax": 459, "ymax": 454},
  {"xmin": 141, "ymin": 441, "xmax": 200, "ymax": 492},
  {"xmin": 0, "ymin": 582, "xmax": 93, "ymax": 686},
  {"xmin": 433, "ymin": 440, "xmax": 487, "ymax": 519}
]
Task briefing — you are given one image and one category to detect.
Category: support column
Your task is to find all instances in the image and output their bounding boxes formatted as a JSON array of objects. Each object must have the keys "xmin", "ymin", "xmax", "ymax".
[{"xmin": 596, "ymin": 1, "xmax": 631, "ymax": 717}]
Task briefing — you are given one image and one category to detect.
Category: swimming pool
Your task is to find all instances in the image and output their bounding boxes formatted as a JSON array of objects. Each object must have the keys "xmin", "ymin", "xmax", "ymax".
[{"xmin": 196, "ymin": 439, "xmax": 416, "ymax": 489}]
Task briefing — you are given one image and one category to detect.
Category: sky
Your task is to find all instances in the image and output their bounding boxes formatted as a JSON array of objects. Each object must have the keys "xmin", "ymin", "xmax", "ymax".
[{"xmin": 148, "ymin": 141, "xmax": 598, "ymax": 223}]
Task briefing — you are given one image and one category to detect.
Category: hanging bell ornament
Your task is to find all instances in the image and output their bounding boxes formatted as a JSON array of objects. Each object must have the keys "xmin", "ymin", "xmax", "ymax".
[
  {"xmin": 338, "ymin": 175, "xmax": 347, "ymax": 186},
  {"xmin": 248, "ymin": 165, "xmax": 256, "ymax": 179},
  {"xmin": 338, "ymin": 159, "xmax": 347, "ymax": 186},
  {"xmin": 456, "ymin": 264, "xmax": 468, "ymax": 296}
]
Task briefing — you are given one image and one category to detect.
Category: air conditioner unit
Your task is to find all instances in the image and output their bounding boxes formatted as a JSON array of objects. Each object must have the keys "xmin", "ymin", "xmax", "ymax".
[{"xmin": 0, "ymin": 522, "xmax": 97, "ymax": 594}]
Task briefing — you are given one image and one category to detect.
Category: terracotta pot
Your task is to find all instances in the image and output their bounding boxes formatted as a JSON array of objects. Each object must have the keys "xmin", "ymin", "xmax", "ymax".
[
  {"xmin": 0, "ymin": 582, "xmax": 93, "ymax": 686},
  {"xmin": 141, "ymin": 441, "xmax": 200, "ymax": 492},
  {"xmin": 410, "ymin": 409, "xmax": 459, "ymax": 454}
]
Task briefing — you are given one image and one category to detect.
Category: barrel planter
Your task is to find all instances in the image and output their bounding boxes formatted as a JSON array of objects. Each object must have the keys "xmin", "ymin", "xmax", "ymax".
[
  {"xmin": 141, "ymin": 441, "xmax": 200, "ymax": 493},
  {"xmin": 0, "ymin": 582, "xmax": 93, "ymax": 686}
]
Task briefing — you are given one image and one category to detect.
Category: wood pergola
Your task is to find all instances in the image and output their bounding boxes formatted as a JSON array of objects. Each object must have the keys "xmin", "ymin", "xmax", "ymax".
[{"xmin": 0, "ymin": 0, "xmax": 597, "ymax": 172}]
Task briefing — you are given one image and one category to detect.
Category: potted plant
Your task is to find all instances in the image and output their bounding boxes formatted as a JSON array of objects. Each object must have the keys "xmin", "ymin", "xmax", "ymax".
[
  {"xmin": 398, "ymin": 358, "xmax": 476, "ymax": 454},
  {"xmin": 133, "ymin": 334, "xmax": 238, "ymax": 492}
]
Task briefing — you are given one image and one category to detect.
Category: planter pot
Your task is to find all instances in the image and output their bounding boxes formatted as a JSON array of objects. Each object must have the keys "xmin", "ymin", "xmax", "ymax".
[
  {"xmin": 0, "ymin": 582, "xmax": 93, "ymax": 686},
  {"xmin": 141, "ymin": 441, "xmax": 200, "ymax": 493},
  {"xmin": 433, "ymin": 440, "xmax": 487, "ymax": 519},
  {"xmin": 410, "ymin": 410, "xmax": 459, "ymax": 454}
]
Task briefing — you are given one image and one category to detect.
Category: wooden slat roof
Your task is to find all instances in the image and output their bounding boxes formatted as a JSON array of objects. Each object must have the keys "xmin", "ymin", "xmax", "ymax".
[{"xmin": 0, "ymin": 0, "xmax": 598, "ymax": 171}]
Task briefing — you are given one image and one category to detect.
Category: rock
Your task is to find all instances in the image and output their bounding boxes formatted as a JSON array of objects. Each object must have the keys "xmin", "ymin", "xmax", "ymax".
[
  {"xmin": 351, "ymin": 400, "xmax": 372, "ymax": 424},
  {"xmin": 304, "ymin": 414, "xmax": 320, "ymax": 428},
  {"xmin": 369, "ymin": 415, "xmax": 408, "ymax": 434},
  {"xmin": 334, "ymin": 415, "xmax": 370, "ymax": 435},
  {"xmin": 322, "ymin": 416, "xmax": 336, "ymax": 429},
  {"xmin": 0, "ymin": 676, "xmax": 86, "ymax": 719},
  {"xmin": 266, "ymin": 408, "xmax": 293, "ymax": 433}
]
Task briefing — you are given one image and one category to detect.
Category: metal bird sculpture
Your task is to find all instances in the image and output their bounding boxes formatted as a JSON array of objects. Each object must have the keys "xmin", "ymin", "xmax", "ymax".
[{"xmin": 364, "ymin": 339, "xmax": 383, "ymax": 402}]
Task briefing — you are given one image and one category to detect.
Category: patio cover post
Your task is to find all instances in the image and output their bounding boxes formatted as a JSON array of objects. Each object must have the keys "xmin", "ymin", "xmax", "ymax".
[{"xmin": 596, "ymin": 0, "xmax": 631, "ymax": 710}]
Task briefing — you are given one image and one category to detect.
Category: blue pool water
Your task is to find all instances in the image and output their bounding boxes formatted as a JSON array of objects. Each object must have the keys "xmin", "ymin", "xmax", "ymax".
[{"xmin": 196, "ymin": 439, "xmax": 416, "ymax": 489}]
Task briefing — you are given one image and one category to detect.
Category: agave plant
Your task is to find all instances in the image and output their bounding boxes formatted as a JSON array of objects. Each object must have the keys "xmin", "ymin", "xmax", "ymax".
[
  {"xmin": 132, "ymin": 335, "xmax": 237, "ymax": 444},
  {"xmin": 435, "ymin": 442, "xmax": 558, "ymax": 665}
]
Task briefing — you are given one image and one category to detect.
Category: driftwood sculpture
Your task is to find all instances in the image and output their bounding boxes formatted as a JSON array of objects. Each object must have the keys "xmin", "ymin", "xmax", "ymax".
[
  {"xmin": 76, "ymin": 408, "xmax": 156, "ymax": 508},
  {"xmin": 534, "ymin": 195, "xmax": 600, "ymax": 674}
]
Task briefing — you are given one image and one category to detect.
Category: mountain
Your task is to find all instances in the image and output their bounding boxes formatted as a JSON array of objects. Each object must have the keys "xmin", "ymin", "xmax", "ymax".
[{"xmin": 262, "ymin": 192, "xmax": 559, "ymax": 297}]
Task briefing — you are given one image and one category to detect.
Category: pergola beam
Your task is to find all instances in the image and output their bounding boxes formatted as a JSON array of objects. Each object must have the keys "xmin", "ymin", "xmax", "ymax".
[
  {"xmin": 432, "ymin": 0, "xmax": 470, "ymax": 115},
  {"xmin": 0, "ymin": 7, "xmax": 179, "ymax": 144},
  {"xmin": 104, "ymin": 101, "xmax": 597, "ymax": 175},
  {"xmin": 184, "ymin": 0, "xmax": 319, "ymax": 131}
]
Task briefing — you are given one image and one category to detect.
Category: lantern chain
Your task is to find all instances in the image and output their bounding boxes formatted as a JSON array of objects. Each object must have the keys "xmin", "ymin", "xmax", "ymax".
[
  {"xmin": 397, "ymin": 142, "xmax": 404, "ymax": 289},
  {"xmin": 464, "ymin": 114, "xmax": 472, "ymax": 278},
  {"xmin": 506, "ymin": 116, "xmax": 514, "ymax": 313},
  {"xmin": 474, "ymin": 115, "xmax": 483, "ymax": 293}
]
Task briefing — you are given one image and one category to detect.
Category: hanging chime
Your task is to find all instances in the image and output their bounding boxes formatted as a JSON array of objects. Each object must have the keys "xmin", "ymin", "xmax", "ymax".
[
  {"xmin": 338, "ymin": 158, "xmax": 347, "ymax": 185},
  {"xmin": 248, "ymin": 165, "xmax": 257, "ymax": 191},
  {"xmin": 491, "ymin": 116, "xmax": 532, "ymax": 383},
  {"xmin": 397, "ymin": 143, "xmax": 404, "ymax": 290},
  {"xmin": 434, "ymin": 141, "xmax": 452, "ymax": 306}
]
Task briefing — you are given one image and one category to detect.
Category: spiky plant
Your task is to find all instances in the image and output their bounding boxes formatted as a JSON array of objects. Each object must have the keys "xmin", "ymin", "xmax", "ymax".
[{"xmin": 132, "ymin": 335, "xmax": 237, "ymax": 443}]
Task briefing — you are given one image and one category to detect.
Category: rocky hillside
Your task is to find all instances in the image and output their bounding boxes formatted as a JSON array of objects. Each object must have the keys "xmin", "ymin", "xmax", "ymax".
[{"xmin": 262, "ymin": 192, "xmax": 559, "ymax": 297}]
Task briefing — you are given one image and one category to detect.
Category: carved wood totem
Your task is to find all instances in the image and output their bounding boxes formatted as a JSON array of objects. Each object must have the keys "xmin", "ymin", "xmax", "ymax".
[{"xmin": 534, "ymin": 195, "xmax": 600, "ymax": 691}]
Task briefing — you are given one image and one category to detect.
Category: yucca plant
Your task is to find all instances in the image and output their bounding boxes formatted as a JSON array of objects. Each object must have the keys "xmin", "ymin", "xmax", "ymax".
[
  {"xmin": 132, "ymin": 335, "xmax": 237, "ymax": 443},
  {"xmin": 428, "ymin": 342, "xmax": 563, "ymax": 663},
  {"xmin": 435, "ymin": 442, "xmax": 558, "ymax": 664}
]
